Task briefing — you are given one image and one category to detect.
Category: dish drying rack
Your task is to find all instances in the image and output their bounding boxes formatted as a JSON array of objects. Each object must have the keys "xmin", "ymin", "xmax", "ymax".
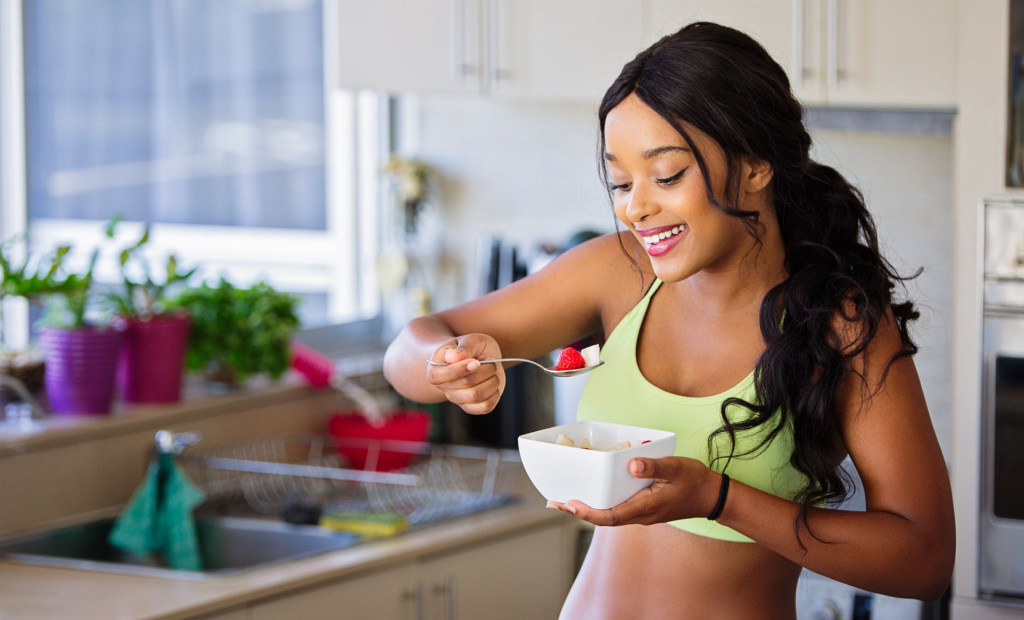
[{"xmin": 179, "ymin": 433, "xmax": 522, "ymax": 528}]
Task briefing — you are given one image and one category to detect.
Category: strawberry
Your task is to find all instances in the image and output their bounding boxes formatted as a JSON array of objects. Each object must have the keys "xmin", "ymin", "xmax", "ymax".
[{"xmin": 554, "ymin": 347, "xmax": 585, "ymax": 371}]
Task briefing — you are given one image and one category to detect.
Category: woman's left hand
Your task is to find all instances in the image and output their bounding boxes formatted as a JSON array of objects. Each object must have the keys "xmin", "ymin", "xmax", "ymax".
[{"xmin": 546, "ymin": 456, "xmax": 723, "ymax": 526}]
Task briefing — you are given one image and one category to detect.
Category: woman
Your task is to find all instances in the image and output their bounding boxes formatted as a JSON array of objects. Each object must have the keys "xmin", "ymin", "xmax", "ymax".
[{"xmin": 383, "ymin": 22, "xmax": 954, "ymax": 619}]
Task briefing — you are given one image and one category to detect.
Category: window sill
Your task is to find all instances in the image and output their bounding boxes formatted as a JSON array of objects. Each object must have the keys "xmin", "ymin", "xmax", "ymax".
[{"xmin": 0, "ymin": 375, "xmax": 314, "ymax": 458}]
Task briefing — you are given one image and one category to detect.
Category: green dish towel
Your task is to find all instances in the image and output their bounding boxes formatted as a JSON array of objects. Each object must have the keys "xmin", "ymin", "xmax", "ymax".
[{"xmin": 108, "ymin": 452, "xmax": 206, "ymax": 571}]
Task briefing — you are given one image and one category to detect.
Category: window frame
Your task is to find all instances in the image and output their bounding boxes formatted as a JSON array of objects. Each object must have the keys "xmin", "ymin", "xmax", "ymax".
[{"xmin": 1, "ymin": 0, "xmax": 385, "ymax": 349}]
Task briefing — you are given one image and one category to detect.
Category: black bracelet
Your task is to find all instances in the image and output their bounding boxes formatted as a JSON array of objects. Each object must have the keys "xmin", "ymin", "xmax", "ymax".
[{"xmin": 706, "ymin": 473, "xmax": 730, "ymax": 521}]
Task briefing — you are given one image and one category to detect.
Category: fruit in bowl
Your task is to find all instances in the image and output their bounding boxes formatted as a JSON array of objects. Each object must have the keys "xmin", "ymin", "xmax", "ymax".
[{"xmin": 518, "ymin": 420, "xmax": 676, "ymax": 509}]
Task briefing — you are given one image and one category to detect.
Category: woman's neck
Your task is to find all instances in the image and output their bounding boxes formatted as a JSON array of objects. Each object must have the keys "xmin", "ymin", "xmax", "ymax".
[{"xmin": 673, "ymin": 220, "xmax": 787, "ymax": 318}]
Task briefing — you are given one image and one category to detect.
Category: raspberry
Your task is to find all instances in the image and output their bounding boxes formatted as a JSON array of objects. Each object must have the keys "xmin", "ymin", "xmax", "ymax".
[{"xmin": 554, "ymin": 347, "xmax": 585, "ymax": 371}]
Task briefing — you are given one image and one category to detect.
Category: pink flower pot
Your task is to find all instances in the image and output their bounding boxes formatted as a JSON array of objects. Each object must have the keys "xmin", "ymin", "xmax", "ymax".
[
  {"xmin": 40, "ymin": 326, "xmax": 124, "ymax": 415},
  {"xmin": 115, "ymin": 313, "xmax": 190, "ymax": 404}
]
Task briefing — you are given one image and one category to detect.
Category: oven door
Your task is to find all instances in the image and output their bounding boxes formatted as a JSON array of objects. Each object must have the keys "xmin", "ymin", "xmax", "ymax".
[{"xmin": 980, "ymin": 313, "xmax": 1024, "ymax": 601}]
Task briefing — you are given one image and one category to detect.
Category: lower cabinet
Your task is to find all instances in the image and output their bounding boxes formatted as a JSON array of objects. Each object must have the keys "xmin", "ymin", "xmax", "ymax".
[
  {"xmin": 249, "ymin": 522, "xmax": 571, "ymax": 620},
  {"xmin": 249, "ymin": 563, "xmax": 416, "ymax": 619},
  {"xmin": 418, "ymin": 524, "xmax": 568, "ymax": 620}
]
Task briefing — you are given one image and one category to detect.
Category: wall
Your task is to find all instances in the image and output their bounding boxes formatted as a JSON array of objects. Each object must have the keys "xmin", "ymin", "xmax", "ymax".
[
  {"xmin": 950, "ymin": 0, "xmax": 1019, "ymax": 615},
  {"xmin": 414, "ymin": 96, "xmax": 955, "ymax": 458}
]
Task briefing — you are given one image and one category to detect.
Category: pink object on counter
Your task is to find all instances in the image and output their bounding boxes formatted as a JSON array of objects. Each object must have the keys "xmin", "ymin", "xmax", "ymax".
[{"xmin": 290, "ymin": 341, "xmax": 334, "ymax": 387}]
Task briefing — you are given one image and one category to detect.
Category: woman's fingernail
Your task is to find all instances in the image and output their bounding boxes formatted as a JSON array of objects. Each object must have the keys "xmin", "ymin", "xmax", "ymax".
[
  {"xmin": 632, "ymin": 459, "xmax": 645, "ymax": 474},
  {"xmin": 467, "ymin": 360, "xmax": 479, "ymax": 372},
  {"xmin": 546, "ymin": 501, "xmax": 557, "ymax": 509},
  {"xmin": 565, "ymin": 504, "xmax": 577, "ymax": 515}
]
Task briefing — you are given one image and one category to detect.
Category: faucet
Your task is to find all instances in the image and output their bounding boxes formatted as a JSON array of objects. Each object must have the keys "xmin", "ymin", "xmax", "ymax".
[
  {"xmin": 0, "ymin": 375, "xmax": 46, "ymax": 428},
  {"xmin": 155, "ymin": 429, "xmax": 203, "ymax": 454}
]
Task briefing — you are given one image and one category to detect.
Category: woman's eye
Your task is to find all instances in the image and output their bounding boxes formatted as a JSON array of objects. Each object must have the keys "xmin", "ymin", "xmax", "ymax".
[
  {"xmin": 608, "ymin": 182, "xmax": 632, "ymax": 193},
  {"xmin": 657, "ymin": 167, "xmax": 688, "ymax": 185}
]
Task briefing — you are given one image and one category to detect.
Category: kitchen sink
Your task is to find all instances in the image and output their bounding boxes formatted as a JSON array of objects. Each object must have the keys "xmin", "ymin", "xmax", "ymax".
[{"xmin": 0, "ymin": 516, "xmax": 360, "ymax": 580}]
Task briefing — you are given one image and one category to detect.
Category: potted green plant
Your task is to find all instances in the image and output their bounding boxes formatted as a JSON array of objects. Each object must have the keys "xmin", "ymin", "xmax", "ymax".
[
  {"xmin": 0, "ymin": 237, "xmax": 82, "ymax": 408},
  {"xmin": 167, "ymin": 278, "xmax": 300, "ymax": 390},
  {"xmin": 31, "ymin": 244, "xmax": 123, "ymax": 415},
  {"xmin": 104, "ymin": 218, "xmax": 197, "ymax": 404}
]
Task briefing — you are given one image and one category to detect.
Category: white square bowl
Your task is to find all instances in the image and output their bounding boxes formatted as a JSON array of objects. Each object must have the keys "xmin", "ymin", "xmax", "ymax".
[{"xmin": 518, "ymin": 420, "xmax": 677, "ymax": 510}]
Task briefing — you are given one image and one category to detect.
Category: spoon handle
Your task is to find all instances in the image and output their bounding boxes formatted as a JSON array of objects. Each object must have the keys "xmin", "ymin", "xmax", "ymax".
[{"xmin": 425, "ymin": 358, "xmax": 542, "ymax": 368}]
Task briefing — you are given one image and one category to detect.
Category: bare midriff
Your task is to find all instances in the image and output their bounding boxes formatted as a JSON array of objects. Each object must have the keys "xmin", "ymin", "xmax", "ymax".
[{"xmin": 560, "ymin": 523, "xmax": 801, "ymax": 620}]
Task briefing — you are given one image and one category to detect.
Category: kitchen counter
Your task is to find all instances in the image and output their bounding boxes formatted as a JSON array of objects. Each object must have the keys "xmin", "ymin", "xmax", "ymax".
[{"xmin": 0, "ymin": 473, "xmax": 573, "ymax": 620}]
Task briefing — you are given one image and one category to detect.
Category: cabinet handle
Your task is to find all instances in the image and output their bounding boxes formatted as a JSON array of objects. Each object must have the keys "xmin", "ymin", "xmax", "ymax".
[
  {"xmin": 432, "ymin": 576, "xmax": 457, "ymax": 620},
  {"xmin": 826, "ymin": 0, "xmax": 840, "ymax": 88},
  {"xmin": 401, "ymin": 583, "xmax": 425, "ymax": 620},
  {"xmin": 489, "ymin": 0, "xmax": 511, "ymax": 82},
  {"xmin": 452, "ymin": 0, "xmax": 477, "ymax": 80}
]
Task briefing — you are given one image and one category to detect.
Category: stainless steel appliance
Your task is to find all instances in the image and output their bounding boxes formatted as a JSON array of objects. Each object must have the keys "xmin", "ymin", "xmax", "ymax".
[{"xmin": 980, "ymin": 198, "xmax": 1024, "ymax": 603}]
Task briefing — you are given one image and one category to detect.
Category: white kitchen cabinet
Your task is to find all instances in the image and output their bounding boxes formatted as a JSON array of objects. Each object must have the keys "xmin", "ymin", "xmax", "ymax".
[
  {"xmin": 821, "ymin": 0, "xmax": 957, "ymax": 108},
  {"xmin": 250, "ymin": 564, "xmax": 417, "ymax": 620},
  {"xmin": 417, "ymin": 523, "xmax": 569, "ymax": 620},
  {"xmin": 335, "ymin": 0, "xmax": 484, "ymax": 94},
  {"xmin": 335, "ymin": 0, "xmax": 644, "ymax": 102},
  {"xmin": 248, "ymin": 522, "xmax": 572, "ymax": 620},
  {"xmin": 644, "ymin": 0, "xmax": 826, "ymax": 104},
  {"xmin": 485, "ymin": 0, "xmax": 644, "ymax": 102},
  {"xmin": 643, "ymin": 0, "xmax": 956, "ymax": 109}
]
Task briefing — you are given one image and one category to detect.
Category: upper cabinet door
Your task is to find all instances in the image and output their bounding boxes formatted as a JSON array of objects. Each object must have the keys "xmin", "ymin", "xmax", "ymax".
[
  {"xmin": 643, "ymin": 0, "xmax": 827, "ymax": 105},
  {"xmin": 336, "ymin": 0, "xmax": 484, "ymax": 94},
  {"xmin": 824, "ymin": 0, "xmax": 957, "ymax": 108},
  {"xmin": 485, "ymin": 0, "xmax": 645, "ymax": 102}
]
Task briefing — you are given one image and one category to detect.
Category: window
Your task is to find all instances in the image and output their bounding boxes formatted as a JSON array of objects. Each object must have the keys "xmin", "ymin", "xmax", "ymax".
[{"xmin": 1, "ymin": 0, "xmax": 384, "ymax": 348}]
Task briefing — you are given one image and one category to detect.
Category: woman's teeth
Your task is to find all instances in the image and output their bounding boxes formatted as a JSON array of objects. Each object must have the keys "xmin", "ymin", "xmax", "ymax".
[{"xmin": 643, "ymin": 225, "xmax": 685, "ymax": 245}]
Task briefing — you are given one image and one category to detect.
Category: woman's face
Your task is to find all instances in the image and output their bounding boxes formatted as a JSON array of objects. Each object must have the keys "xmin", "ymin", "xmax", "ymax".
[{"xmin": 604, "ymin": 93, "xmax": 757, "ymax": 284}]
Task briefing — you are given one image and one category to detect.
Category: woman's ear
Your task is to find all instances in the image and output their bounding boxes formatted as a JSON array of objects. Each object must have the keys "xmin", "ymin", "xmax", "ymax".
[{"xmin": 742, "ymin": 159, "xmax": 773, "ymax": 194}]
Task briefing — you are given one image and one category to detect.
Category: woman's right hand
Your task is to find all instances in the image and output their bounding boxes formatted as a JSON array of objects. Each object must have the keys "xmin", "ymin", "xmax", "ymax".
[{"xmin": 426, "ymin": 334, "xmax": 506, "ymax": 415}]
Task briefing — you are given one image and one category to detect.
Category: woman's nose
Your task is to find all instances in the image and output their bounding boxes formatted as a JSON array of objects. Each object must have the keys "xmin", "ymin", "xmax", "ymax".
[{"xmin": 625, "ymin": 183, "xmax": 659, "ymax": 224}]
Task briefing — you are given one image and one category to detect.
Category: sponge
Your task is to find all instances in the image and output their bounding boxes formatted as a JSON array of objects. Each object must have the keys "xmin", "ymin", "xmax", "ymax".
[{"xmin": 319, "ymin": 511, "xmax": 407, "ymax": 537}]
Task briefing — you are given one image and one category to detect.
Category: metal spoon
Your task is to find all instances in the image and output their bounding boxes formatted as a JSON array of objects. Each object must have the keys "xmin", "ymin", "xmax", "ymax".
[{"xmin": 426, "ymin": 358, "xmax": 604, "ymax": 377}]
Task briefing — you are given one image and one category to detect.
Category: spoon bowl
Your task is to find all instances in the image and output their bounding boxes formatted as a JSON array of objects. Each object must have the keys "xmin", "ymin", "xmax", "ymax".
[{"xmin": 426, "ymin": 358, "xmax": 604, "ymax": 378}]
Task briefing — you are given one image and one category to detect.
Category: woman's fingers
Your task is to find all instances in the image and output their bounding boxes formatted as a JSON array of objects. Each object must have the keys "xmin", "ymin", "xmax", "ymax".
[
  {"xmin": 443, "ymin": 374, "xmax": 501, "ymax": 406},
  {"xmin": 426, "ymin": 356, "xmax": 480, "ymax": 384},
  {"xmin": 425, "ymin": 333, "xmax": 505, "ymax": 415}
]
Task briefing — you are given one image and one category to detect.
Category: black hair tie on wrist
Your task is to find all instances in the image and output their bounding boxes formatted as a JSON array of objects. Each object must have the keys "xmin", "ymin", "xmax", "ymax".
[{"xmin": 706, "ymin": 474, "xmax": 730, "ymax": 521}]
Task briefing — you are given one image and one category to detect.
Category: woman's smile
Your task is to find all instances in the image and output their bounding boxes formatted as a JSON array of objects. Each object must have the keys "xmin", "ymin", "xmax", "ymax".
[{"xmin": 638, "ymin": 223, "xmax": 688, "ymax": 256}]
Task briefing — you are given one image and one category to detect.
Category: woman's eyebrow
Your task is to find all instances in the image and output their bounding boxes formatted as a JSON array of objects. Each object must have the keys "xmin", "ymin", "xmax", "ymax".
[{"xmin": 603, "ymin": 145, "xmax": 690, "ymax": 162}]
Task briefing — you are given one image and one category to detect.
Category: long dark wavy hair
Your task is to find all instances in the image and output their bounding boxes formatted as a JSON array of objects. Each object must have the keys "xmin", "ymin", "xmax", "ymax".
[{"xmin": 597, "ymin": 22, "xmax": 920, "ymax": 544}]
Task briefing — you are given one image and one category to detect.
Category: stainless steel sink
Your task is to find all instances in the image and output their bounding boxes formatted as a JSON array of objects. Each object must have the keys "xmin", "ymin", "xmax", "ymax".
[{"xmin": 0, "ymin": 516, "xmax": 360, "ymax": 580}]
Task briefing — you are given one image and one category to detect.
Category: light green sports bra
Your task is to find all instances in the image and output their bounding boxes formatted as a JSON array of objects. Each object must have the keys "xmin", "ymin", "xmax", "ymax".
[{"xmin": 576, "ymin": 278, "xmax": 806, "ymax": 542}]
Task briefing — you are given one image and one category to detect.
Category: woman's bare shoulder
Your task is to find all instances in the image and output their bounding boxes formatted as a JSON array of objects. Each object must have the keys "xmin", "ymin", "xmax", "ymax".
[{"xmin": 567, "ymin": 230, "xmax": 654, "ymax": 335}]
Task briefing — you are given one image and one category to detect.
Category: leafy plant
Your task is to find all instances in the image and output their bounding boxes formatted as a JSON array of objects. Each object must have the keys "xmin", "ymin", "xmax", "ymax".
[
  {"xmin": 0, "ymin": 233, "xmax": 98, "ymax": 329},
  {"xmin": 103, "ymin": 216, "xmax": 197, "ymax": 319},
  {"xmin": 167, "ymin": 279, "xmax": 300, "ymax": 384},
  {"xmin": 35, "ymin": 249, "xmax": 101, "ymax": 329},
  {"xmin": 0, "ymin": 235, "xmax": 84, "ymax": 301}
]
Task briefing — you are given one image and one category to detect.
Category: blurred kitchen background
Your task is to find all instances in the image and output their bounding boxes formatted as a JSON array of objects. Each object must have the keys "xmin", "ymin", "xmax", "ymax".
[{"xmin": 0, "ymin": 1, "xmax": 1020, "ymax": 619}]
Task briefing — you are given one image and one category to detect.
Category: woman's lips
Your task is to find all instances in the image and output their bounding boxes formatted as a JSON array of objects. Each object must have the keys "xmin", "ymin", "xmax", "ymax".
[{"xmin": 639, "ymin": 225, "xmax": 686, "ymax": 257}]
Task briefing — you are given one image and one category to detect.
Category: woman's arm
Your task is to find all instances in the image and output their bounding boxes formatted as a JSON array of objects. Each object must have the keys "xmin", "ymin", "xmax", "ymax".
[
  {"xmin": 715, "ymin": 311, "xmax": 955, "ymax": 599},
  {"xmin": 554, "ymin": 309, "xmax": 955, "ymax": 600},
  {"xmin": 383, "ymin": 233, "xmax": 639, "ymax": 408}
]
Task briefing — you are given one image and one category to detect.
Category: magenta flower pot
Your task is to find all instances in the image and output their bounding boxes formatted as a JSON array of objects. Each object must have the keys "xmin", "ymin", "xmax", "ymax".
[
  {"xmin": 40, "ymin": 326, "xmax": 124, "ymax": 415},
  {"xmin": 115, "ymin": 313, "xmax": 190, "ymax": 404}
]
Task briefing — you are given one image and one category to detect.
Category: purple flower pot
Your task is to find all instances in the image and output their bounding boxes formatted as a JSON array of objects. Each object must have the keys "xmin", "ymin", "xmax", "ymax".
[
  {"xmin": 115, "ymin": 313, "xmax": 190, "ymax": 404},
  {"xmin": 40, "ymin": 326, "xmax": 124, "ymax": 415}
]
